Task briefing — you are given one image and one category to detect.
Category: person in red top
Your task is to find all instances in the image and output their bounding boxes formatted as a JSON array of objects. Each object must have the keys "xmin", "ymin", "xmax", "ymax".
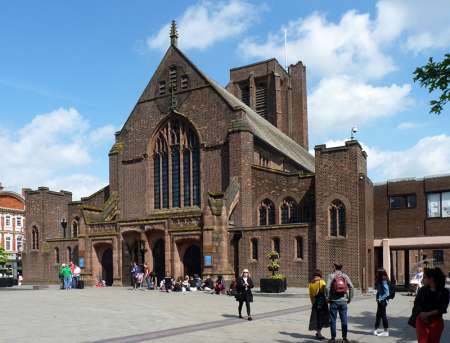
[{"xmin": 409, "ymin": 267, "xmax": 449, "ymax": 343}]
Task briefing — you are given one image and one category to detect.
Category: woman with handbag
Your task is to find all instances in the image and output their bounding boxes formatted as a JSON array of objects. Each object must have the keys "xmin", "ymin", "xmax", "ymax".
[
  {"xmin": 308, "ymin": 269, "xmax": 329, "ymax": 340},
  {"xmin": 236, "ymin": 269, "xmax": 254, "ymax": 321}
]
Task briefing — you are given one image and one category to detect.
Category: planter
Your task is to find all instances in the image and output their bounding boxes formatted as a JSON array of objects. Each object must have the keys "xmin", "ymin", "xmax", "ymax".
[
  {"xmin": 260, "ymin": 278, "xmax": 287, "ymax": 293},
  {"xmin": 0, "ymin": 277, "xmax": 16, "ymax": 287}
]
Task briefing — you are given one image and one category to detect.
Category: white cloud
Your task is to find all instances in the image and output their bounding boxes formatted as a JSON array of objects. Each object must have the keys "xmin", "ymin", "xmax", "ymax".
[
  {"xmin": 240, "ymin": 10, "xmax": 395, "ymax": 80},
  {"xmin": 0, "ymin": 108, "xmax": 114, "ymax": 200},
  {"xmin": 376, "ymin": 0, "xmax": 450, "ymax": 53},
  {"xmin": 148, "ymin": 0, "xmax": 262, "ymax": 50},
  {"xmin": 309, "ymin": 76, "xmax": 411, "ymax": 134},
  {"xmin": 322, "ymin": 135, "xmax": 450, "ymax": 181},
  {"xmin": 397, "ymin": 121, "xmax": 417, "ymax": 130},
  {"xmin": 89, "ymin": 125, "xmax": 116, "ymax": 145}
]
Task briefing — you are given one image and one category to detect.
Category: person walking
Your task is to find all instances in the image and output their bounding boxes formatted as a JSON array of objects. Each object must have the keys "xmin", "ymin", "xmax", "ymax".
[
  {"xmin": 72, "ymin": 264, "xmax": 81, "ymax": 289},
  {"xmin": 59, "ymin": 263, "xmax": 66, "ymax": 289},
  {"xmin": 409, "ymin": 267, "xmax": 449, "ymax": 343},
  {"xmin": 236, "ymin": 269, "xmax": 254, "ymax": 321},
  {"xmin": 326, "ymin": 263, "xmax": 354, "ymax": 342},
  {"xmin": 308, "ymin": 270, "xmax": 329, "ymax": 340},
  {"xmin": 373, "ymin": 269, "xmax": 390, "ymax": 336},
  {"xmin": 62, "ymin": 263, "xmax": 72, "ymax": 290},
  {"xmin": 131, "ymin": 262, "xmax": 139, "ymax": 290}
]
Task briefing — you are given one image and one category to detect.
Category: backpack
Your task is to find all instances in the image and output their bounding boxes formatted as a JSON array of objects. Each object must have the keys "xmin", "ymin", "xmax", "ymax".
[
  {"xmin": 332, "ymin": 273, "xmax": 348, "ymax": 294},
  {"xmin": 388, "ymin": 282, "xmax": 396, "ymax": 300}
]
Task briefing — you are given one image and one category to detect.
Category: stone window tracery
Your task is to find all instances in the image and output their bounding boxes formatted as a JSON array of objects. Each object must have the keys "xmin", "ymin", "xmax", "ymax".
[
  {"xmin": 258, "ymin": 199, "xmax": 275, "ymax": 226},
  {"xmin": 153, "ymin": 117, "xmax": 200, "ymax": 209},
  {"xmin": 280, "ymin": 197, "xmax": 299, "ymax": 224},
  {"xmin": 329, "ymin": 200, "xmax": 346, "ymax": 237}
]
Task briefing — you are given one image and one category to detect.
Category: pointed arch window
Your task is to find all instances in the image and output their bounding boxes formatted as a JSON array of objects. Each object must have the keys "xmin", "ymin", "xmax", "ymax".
[
  {"xmin": 329, "ymin": 200, "xmax": 346, "ymax": 237},
  {"xmin": 55, "ymin": 247, "xmax": 60, "ymax": 264},
  {"xmin": 72, "ymin": 220, "xmax": 79, "ymax": 238},
  {"xmin": 280, "ymin": 197, "xmax": 299, "ymax": 224},
  {"xmin": 32, "ymin": 226, "xmax": 39, "ymax": 250},
  {"xmin": 67, "ymin": 246, "xmax": 72, "ymax": 262},
  {"xmin": 258, "ymin": 199, "xmax": 275, "ymax": 226},
  {"xmin": 153, "ymin": 117, "xmax": 200, "ymax": 209}
]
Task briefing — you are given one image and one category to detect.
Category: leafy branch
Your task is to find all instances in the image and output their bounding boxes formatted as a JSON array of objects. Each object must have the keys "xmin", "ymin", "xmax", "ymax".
[{"xmin": 413, "ymin": 53, "xmax": 450, "ymax": 114}]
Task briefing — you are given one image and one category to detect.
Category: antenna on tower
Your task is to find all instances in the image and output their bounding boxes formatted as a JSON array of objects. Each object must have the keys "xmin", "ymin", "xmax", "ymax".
[{"xmin": 284, "ymin": 28, "xmax": 288, "ymax": 70}]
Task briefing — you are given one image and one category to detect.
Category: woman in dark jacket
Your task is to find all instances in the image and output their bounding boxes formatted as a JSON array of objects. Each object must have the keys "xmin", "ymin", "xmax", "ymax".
[
  {"xmin": 236, "ymin": 269, "xmax": 254, "ymax": 320},
  {"xmin": 373, "ymin": 269, "xmax": 390, "ymax": 336},
  {"xmin": 408, "ymin": 267, "xmax": 449, "ymax": 343}
]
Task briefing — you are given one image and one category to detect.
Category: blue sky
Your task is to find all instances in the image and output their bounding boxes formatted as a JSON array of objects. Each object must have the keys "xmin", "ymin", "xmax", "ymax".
[{"xmin": 1, "ymin": 0, "xmax": 450, "ymax": 199}]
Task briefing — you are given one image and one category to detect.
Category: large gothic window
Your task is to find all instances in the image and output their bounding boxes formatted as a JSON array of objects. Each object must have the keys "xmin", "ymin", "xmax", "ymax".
[
  {"xmin": 280, "ymin": 197, "xmax": 299, "ymax": 224},
  {"xmin": 258, "ymin": 199, "xmax": 275, "ymax": 226},
  {"xmin": 329, "ymin": 200, "xmax": 346, "ymax": 237},
  {"xmin": 153, "ymin": 117, "xmax": 200, "ymax": 209}
]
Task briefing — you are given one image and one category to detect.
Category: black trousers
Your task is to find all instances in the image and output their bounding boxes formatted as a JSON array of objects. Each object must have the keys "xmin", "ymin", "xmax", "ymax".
[
  {"xmin": 238, "ymin": 299, "xmax": 251, "ymax": 316},
  {"xmin": 375, "ymin": 301, "xmax": 388, "ymax": 329}
]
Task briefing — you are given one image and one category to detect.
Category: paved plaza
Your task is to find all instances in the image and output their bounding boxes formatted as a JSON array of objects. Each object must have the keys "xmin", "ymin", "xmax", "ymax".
[{"xmin": 1, "ymin": 287, "xmax": 449, "ymax": 343}]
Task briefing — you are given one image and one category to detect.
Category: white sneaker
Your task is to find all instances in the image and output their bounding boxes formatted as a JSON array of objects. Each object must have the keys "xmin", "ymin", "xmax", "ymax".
[
  {"xmin": 373, "ymin": 330, "xmax": 380, "ymax": 336},
  {"xmin": 378, "ymin": 331, "xmax": 389, "ymax": 337}
]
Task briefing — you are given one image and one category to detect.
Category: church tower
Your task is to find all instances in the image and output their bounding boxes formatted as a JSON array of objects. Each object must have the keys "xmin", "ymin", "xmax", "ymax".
[{"xmin": 226, "ymin": 59, "xmax": 308, "ymax": 149}]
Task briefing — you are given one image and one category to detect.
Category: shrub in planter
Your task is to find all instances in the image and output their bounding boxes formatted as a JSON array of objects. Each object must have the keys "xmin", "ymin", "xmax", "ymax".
[{"xmin": 260, "ymin": 251, "xmax": 287, "ymax": 293}]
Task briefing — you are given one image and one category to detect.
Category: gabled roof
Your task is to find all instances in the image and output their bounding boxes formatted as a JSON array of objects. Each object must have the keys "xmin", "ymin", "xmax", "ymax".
[
  {"xmin": 173, "ymin": 47, "xmax": 315, "ymax": 173},
  {"xmin": 81, "ymin": 191, "xmax": 119, "ymax": 225}
]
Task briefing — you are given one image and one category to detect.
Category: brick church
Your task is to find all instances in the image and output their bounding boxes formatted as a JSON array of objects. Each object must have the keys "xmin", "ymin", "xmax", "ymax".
[{"xmin": 22, "ymin": 22, "xmax": 375, "ymax": 288}]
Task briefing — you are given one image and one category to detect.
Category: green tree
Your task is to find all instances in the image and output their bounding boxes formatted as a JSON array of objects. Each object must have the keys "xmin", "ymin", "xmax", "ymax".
[
  {"xmin": 414, "ymin": 53, "xmax": 450, "ymax": 114},
  {"xmin": 0, "ymin": 247, "xmax": 9, "ymax": 265}
]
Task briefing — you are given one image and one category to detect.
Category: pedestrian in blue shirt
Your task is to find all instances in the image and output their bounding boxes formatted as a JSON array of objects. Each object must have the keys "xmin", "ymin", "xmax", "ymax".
[{"xmin": 374, "ymin": 269, "xmax": 390, "ymax": 336}]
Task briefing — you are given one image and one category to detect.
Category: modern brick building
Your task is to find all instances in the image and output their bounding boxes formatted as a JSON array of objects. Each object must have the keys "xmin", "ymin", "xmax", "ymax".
[
  {"xmin": 0, "ymin": 183, "xmax": 25, "ymax": 278},
  {"xmin": 22, "ymin": 22, "xmax": 378, "ymax": 288},
  {"xmin": 374, "ymin": 175, "xmax": 450, "ymax": 285}
]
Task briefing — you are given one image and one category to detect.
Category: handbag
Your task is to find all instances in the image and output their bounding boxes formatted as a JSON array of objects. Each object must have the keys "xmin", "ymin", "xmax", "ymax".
[{"xmin": 315, "ymin": 292, "xmax": 327, "ymax": 310}]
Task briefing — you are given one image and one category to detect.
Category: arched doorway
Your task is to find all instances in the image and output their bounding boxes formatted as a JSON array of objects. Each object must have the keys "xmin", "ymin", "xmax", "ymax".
[
  {"xmin": 153, "ymin": 239, "xmax": 165, "ymax": 284},
  {"xmin": 183, "ymin": 245, "xmax": 201, "ymax": 276},
  {"xmin": 101, "ymin": 248, "xmax": 113, "ymax": 286}
]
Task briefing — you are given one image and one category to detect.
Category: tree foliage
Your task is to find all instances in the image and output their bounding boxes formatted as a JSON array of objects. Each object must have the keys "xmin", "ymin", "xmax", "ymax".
[
  {"xmin": 414, "ymin": 53, "xmax": 450, "ymax": 114},
  {"xmin": 0, "ymin": 247, "xmax": 9, "ymax": 265}
]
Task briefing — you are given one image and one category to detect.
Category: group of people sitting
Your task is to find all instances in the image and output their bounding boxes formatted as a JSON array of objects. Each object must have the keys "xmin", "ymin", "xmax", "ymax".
[
  {"xmin": 58, "ymin": 261, "xmax": 81, "ymax": 290},
  {"xmin": 130, "ymin": 262, "xmax": 237, "ymax": 295}
]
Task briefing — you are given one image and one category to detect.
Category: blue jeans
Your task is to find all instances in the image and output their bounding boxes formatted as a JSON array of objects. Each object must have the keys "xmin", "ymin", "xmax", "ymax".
[
  {"xmin": 64, "ymin": 276, "xmax": 72, "ymax": 289},
  {"xmin": 329, "ymin": 301, "xmax": 348, "ymax": 339}
]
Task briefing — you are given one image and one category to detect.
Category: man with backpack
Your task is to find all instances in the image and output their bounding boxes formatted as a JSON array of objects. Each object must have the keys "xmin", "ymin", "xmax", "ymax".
[{"xmin": 325, "ymin": 263, "xmax": 354, "ymax": 342}]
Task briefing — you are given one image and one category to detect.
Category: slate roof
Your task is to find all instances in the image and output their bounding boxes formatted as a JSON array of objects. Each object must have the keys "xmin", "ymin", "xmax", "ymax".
[
  {"xmin": 173, "ymin": 47, "xmax": 315, "ymax": 173},
  {"xmin": 81, "ymin": 191, "xmax": 119, "ymax": 224}
]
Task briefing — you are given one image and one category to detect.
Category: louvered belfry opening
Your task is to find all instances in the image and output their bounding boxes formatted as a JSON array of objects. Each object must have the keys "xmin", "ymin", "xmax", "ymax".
[
  {"xmin": 240, "ymin": 84, "xmax": 250, "ymax": 106},
  {"xmin": 255, "ymin": 83, "xmax": 267, "ymax": 119}
]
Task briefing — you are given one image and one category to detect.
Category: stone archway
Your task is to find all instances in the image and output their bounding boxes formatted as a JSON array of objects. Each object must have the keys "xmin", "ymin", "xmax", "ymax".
[
  {"xmin": 101, "ymin": 247, "xmax": 113, "ymax": 286},
  {"xmin": 153, "ymin": 239, "xmax": 165, "ymax": 284},
  {"xmin": 183, "ymin": 245, "xmax": 201, "ymax": 277},
  {"xmin": 92, "ymin": 242, "xmax": 114, "ymax": 286}
]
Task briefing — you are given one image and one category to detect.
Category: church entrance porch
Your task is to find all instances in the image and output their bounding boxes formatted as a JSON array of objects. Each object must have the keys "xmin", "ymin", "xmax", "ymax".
[
  {"xmin": 152, "ymin": 239, "xmax": 165, "ymax": 284},
  {"xmin": 173, "ymin": 236, "xmax": 202, "ymax": 279},
  {"xmin": 183, "ymin": 244, "xmax": 201, "ymax": 277},
  {"xmin": 92, "ymin": 242, "xmax": 114, "ymax": 286},
  {"xmin": 101, "ymin": 247, "xmax": 113, "ymax": 286}
]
